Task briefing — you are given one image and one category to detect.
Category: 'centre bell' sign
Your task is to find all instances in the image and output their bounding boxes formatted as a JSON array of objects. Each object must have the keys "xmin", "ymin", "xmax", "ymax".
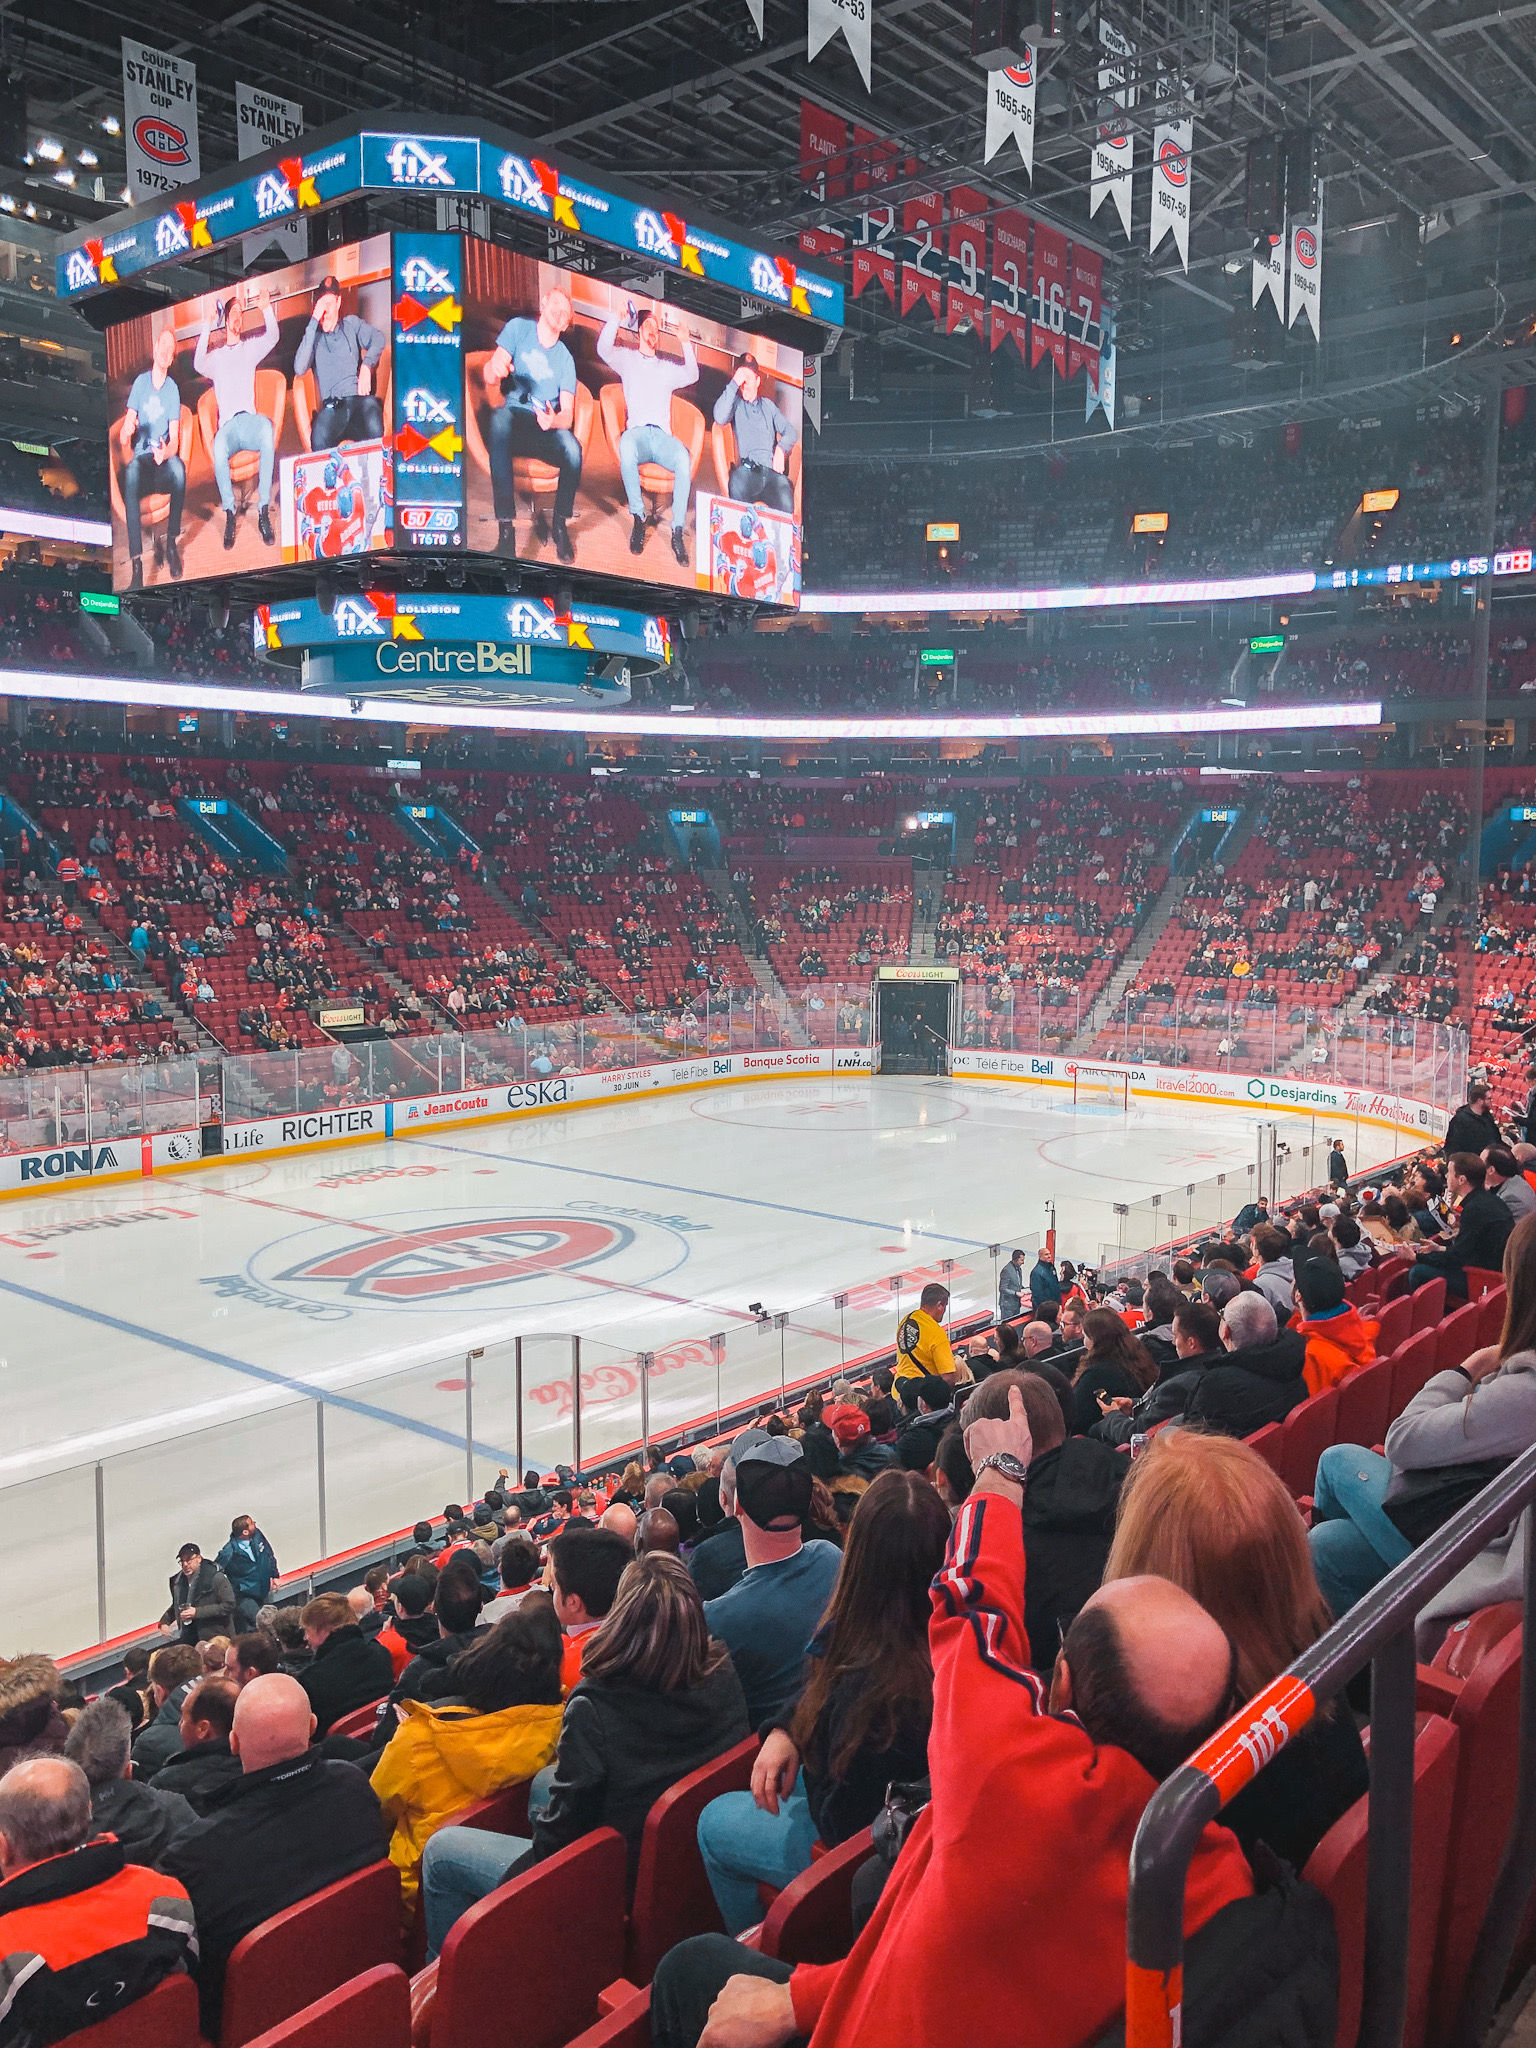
[{"xmin": 302, "ymin": 638, "xmax": 629, "ymax": 707}]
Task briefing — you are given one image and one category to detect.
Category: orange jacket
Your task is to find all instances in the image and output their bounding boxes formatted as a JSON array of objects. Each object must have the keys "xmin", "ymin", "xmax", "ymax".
[{"xmin": 1295, "ymin": 1303, "xmax": 1379, "ymax": 1396}]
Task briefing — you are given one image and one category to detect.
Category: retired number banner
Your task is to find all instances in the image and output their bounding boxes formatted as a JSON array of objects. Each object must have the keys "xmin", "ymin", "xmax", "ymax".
[
  {"xmin": 1066, "ymin": 244, "xmax": 1103, "ymax": 382},
  {"xmin": 1030, "ymin": 219, "xmax": 1069, "ymax": 376},
  {"xmin": 945, "ymin": 185, "xmax": 988, "ymax": 338},
  {"xmin": 848, "ymin": 129, "xmax": 899, "ymax": 303},
  {"xmin": 900, "ymin": 185, "xmax": 944, "ymax": 320},
  {"xmin": 799, "ymin": 99, "xmax": 849, "ymax": 201},
  {"xmin": 988, "ymin": 208, "xmax": 1031, "ymax": 359}
]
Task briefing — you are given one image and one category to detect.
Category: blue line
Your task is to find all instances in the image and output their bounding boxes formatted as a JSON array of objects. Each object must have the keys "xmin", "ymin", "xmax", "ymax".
[
  {"xmin": 0, "ymin": 1275, "xmax": 517, "ymax": 1464},
  {"xmin": 410, "ymin": 1139, "xmax": 994, "ymax": 1250}
]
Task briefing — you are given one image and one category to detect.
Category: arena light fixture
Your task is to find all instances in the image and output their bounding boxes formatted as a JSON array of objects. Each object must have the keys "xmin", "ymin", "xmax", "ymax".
[
  {"xmin": 0, "ymin": 664, "xmax": 1382, "ymax": 743},
  {"xmin": 34, "ymin": 139, "xmax": 63, "ymax": 163},
  {"xmin": 801, "ymin": 569, "xmax": 1317, "ymax": 616}
]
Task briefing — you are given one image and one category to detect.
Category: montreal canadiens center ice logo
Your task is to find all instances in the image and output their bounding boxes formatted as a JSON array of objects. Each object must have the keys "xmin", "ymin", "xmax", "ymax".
[{"xmin": 249, "ymin": 1208, "xmax": 690, "ymax": 1312}]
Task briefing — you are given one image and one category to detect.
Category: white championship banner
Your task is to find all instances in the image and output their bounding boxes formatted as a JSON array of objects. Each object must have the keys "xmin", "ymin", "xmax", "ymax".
[
  {"xmin": 121, "ymin": 38, "xmax": 200, "ymax": 203},
  {"xmin": 237, "ymin": 81, "xmax": 305, "ymax": 266}
]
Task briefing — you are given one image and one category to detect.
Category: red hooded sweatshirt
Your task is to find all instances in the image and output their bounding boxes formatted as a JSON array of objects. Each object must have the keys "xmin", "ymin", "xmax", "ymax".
[
  {"xmin": 784, "ymin": 1492, "xmax": 1255, "ymax": 2048},
  {"xmin": 1295, "ymin": 1302, "xmax": 1379, "ymax": 1396}
]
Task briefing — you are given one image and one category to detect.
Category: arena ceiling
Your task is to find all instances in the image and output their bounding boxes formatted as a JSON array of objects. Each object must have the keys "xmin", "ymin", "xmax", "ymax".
[{"xmin": 5, "ymin": 0, "xmax": 1536, "ymax": 453}]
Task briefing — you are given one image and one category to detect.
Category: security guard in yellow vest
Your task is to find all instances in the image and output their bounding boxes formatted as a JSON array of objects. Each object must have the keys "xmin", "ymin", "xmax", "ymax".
[{"xmin": 895, "ymin": 1283, "xmax": 957, "ymax": 1389}]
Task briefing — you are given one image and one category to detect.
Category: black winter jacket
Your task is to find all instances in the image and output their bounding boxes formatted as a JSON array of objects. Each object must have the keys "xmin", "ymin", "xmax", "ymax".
[
  {"xmin": 1413, "ymin": 1185, "xmax": 1514, "ymax": 1279},
  {"xmin": 1091, "ymin": 1349, "xmax": 1229, "ymax": 1446},
  {"xmin": 507, "ymin": 1660, "xmax": 750, "ymax": 1896},
  {"xmin": 1187, "ymin": 1329, "xmax": 1309, "ymax": 1438},
  {"xmin": 775, "ymin": 1658, "xmax": 930, "ymax": 1849},
  {"xmin": 839, "ymin": 1435, "xmax": 898, "ymax": 1479},
  {"xmin": 151, "ymin": 1738, "xmax": 243, "ymax": 1815},
  {"xmin": 390, "ymin": 1625, "xmax": 491, "ymax": 1710},
  {"xmin": 896, "ymin": 1405, "xmax": 956, "ymax": 1474},
  {"xmin": 798, "ymin": 1421, "xmax": 843, "ymax": 1481},
  {"xmin": 1021, "ymin": 1437, "xmax": 1125, "ymax": 1669},
  {"xmin": 159, "ymin": 1560, "xmax": 235, "ymax": 1644},
  {"xmin": 88, "ymin": 1774, "xmax": 198, "ymax": 1868},
  {"xmin": 162, "ymin": 1748, "xmax": 389, "ymax": 2039},
  {"xmin": 298, "ymin": 1624, "xmax": 395, "ymax": 1737},
  {"xmin": 1445, "ymin": 1103, "xmax": 1504, "ymax": 1158},
  {"xmin": 130, "ymin": 1682, "xmax": 196, "ymax": 1780}
]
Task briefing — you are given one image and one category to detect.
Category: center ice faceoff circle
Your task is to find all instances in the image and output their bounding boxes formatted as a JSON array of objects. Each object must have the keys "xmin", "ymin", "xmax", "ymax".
[{"xmin": 244, "ymin": 1205, "xmax": 695, "ymax": 1314}]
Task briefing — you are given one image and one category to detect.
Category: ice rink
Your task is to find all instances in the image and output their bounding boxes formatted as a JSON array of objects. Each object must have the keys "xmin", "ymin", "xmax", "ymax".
[{"xmin": 0, "ymin": 1073, "xmax": 1403, "ymax": 1655}]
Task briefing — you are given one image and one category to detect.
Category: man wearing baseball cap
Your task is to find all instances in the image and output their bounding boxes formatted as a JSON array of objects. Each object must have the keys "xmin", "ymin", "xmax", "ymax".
[
  {"xmin": 702, "ymin": 1428, "xmax": 840, "ymax": 1728},
  {"xmin": 294, "ymin": 277, "xmax": 386, "ymax": 452},
  {"xmin": 712, "ymin": 355, "xmax": 797, "ymax": 516}
]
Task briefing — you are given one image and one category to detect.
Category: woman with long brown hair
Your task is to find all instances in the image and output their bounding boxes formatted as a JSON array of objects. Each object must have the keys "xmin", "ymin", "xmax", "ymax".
[
  {"xmin": 1069, "ymin": 1307, "xmax": 1159, "ymax": 1434},
  {"xmin": 418, "ymin": 1552, "xmax": 748, "ymax": 1954},
  {"xmin": 696, "ymin": 1467, "xmax": 949, "ymax": 1933},
  {"xmin": 1310, "ymin": 1206, "xmax": 1536, "ymax": 1649},
  {"xmin": 1105, "ymin": 1428, "xmax": 1367, "ymax": 1870}
]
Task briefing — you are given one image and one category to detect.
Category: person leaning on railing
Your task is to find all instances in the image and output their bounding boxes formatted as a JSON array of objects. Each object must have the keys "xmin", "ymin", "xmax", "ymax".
[{"xmin": 1309, "ymin": 1208, "xmax": 1536, "ymax": 1646}]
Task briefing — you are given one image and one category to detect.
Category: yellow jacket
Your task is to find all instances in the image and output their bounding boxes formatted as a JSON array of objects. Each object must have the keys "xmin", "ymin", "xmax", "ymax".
[
  {"xmin": 370, "ymin": 1696, "xmax": 564, "ymax": 1909},
  {"xmin": 896, "ymin": 1305, "xmax": 955, "ymax": 1381}
]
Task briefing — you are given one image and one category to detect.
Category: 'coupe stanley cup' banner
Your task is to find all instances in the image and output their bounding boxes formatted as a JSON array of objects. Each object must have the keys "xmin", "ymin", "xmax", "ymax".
[
  {"xmin": 983, "ymin": 53, "xmax": 1037, "ymax": 178},
  {"xmin": 799, "ymin": 99, "xmax": 849, "ymax": 200},
  {"xmin": 1149, "ymin": 74, "xmax": 1192, "ymax": 271},
  {"xmin": 237, "ymin": 82, "xmax": 304, "ymax": 267},
  {"xmin": 945, "ymin": 185, "xmax": 988, "ymax": 338},
  {"xmin": 988, "ymin": 208, "xmax": 1032, "ymax": 360},
  {"xmin": 1066, "ymin": 243, "xmax": 1103, "ymax": 383},
  {"xmin": 809, "ymin": 0, "xmax": 873, "ymax": 91},
  {"xmin": 121, "ymin": 39, "xmax": 200, "ymax": 203},
  {"xmin": 1253, "ymin": 231, "xmax": 1286, "ymax": 319},
  {"xmin": 1090, "ymin": 18, "xmax": 1135, "ymax": 240},
  {"xmin": 1288, "ymin": 201, "xmax": 1322, "ymax": 338},
  {"xmin": 1030, "ymin": 219, "xmax": 1069, "ymax": 377},
  {"xmin": 899, "ymin": 185, "xmax": 944, "ymax": 320}
]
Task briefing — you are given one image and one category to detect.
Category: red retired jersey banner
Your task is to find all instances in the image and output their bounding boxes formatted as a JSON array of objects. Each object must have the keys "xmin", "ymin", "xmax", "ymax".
[
  {"xmin": 1030, "ymin": 220, "xmax": 1069, "ymax": 375},
  {"xmin": 798, "ymin": 225, "xmax": 845, "ymax": 275},
  {"xmin": 900, "ymin": 186, "xmax": 944, "ymax": 320},
  {"xmin": 945, "ymin": 185, "xmax": 988, "ymax": 337},
  {"xmin": 988, "ymin": 207, "xmax": 1031, "ymax": 359},
  {"xmin": 1066, "ymin": 244, "xmax": 1103, "ymax": 381},
  {"xmin": 847, "ymin": 128, "xmax": 898, "ymax": 302},
  {"xmin": 800, "ymin": 100, "xmax": 848, "ymax": 201}
]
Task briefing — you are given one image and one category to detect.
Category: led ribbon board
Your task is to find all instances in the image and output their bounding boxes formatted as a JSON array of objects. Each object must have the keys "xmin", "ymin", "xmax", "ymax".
[
  {"xmin": 254, "ymin": 589, "xmax": 672, "ymax": 665},
  {"xmin": 55, "ymin": 116, "xmax": 844, "ymax": 331}
]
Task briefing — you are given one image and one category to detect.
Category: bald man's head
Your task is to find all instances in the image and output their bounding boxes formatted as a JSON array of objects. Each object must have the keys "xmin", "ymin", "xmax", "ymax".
[
  {"xmin": 600, "ymin": 1502, "xmax": 638, "ymax": 1544},
  {"xmin": 1051, "ymin": 1576, "xmax": 1236, "ymax": 1783},
  {"xmin": 0, "ymin": 1756, "xmax": 91, "ymax": 1874},
  {"xmin": 635, "ymin": 1507, "xmax": 681, "ymax": 1556},
  {"xmin": 230, "ymin": 1672, "xmax": 316, "ymax": 1774}
]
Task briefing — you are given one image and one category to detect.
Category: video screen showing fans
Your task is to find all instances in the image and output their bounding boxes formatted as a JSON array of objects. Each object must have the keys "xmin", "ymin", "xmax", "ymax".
[
  {"xmin": 460, "ymin": 243, "xmax": 803, "ymax": 605},
  {"xmin": 105, "ymin": 236, "xmax": 394, "ymax": 591}
]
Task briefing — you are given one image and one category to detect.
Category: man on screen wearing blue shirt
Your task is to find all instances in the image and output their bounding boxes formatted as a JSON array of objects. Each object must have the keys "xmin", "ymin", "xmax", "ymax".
[
  {"xmin": 481, "ymin": 285, "xmax": 581, "ymax": 565},
  {"xmin": 597, "ymin": 304, "xmax": 699, "ymax": 565},
  {"xmin": 119, "ymin": 324, "xmax": 185, "ymax": 589}
]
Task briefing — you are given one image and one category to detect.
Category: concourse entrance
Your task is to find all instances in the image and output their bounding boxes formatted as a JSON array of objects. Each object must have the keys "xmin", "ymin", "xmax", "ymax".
[{"xmin": 874, "ymin": 966, "xmax": 959, "ymax": 1074}]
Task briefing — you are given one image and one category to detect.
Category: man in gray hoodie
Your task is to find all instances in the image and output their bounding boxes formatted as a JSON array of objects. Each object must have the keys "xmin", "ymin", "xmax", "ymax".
[{"xmin": 1249, "ymin": 1223, "xmax": 1296, "ymax": 1313}]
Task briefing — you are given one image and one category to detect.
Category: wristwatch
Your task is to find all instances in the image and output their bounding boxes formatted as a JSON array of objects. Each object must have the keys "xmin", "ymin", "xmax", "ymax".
[{"xmin": 974, "ymin": 1451, "xmax": 1030, "ymax": 1487}]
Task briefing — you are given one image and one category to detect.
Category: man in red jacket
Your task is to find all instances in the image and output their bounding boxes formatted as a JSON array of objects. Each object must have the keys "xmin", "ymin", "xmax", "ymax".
[{"xmin": 652, "ymin": 1385, "xmax": 1258, "ymax": 2048}]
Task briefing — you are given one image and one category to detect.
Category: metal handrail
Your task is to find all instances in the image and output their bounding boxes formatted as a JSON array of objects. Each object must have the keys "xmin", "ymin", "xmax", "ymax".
[{"xmin": 1126, "ymin": 1440, "xmax": 1536, "ymax": 2048}]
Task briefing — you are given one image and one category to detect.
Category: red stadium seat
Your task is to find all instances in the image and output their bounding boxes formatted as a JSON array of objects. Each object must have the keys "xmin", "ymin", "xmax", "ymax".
[
  {"xmin": 422, "ymin": 1827, "xmax": 627, "ymax": 2048},
  {"xmin": 1387, "ymin": 1330, "xmax": 1440, "ymax": 1424},
  {"xmin": 1277, "ymin": 1387, "xmax": 1338, "ymax": 1502},
  {"xmin": 625, "ymin": 1735, "xmax": 759, "ymax": 1984},
  {"xmin": 1374, "ymin": 1295, "xmax": 1414, "ymax": 1360},
  {"xmin": 562, "ymin": 1988, "xmax": 652, "ymax": 2048},
  {"xmin": 453, "ymin": 1779, "xmax": 532, "ymax": 1838},
  {"xmin": 1411, "ymin": 1277, "xmax": 1448, "ymax": 1334},
  {"xmin": 1333, "ymin": 1359, "xmax": 1393, "ymax": 1457},
  {"xmin": 219, "ymin": 1860, "xmax": 402, "ymax": 2047},
  {"xmin": 1433, "ymin": 1298, "xmax": 1483, "ymax": 1374},
  {"xmin": 1245, "ymin": 1421, "xmax": 1285, "ymax": 1477},
  {"xmin": 326, "ymin": 1699, "xmax": 386, "ymax": 1741},
  {"xmin": 1429, "ymin": 1602, "xmax": 1523, "ymax": 1682},
  {"xmin": 241, "ymin": 1966, "xmax": 411, "ymax": 2048},
  {"xmin": 55, "ymin": 1972, "xmax": 201, "ymax": 2048},
  {"xmin": 758, "ymin": 1826, "xmax": 873, "ymax": 1965},
  {"xmin": 1461, "ymin": 1267, "xmax": 1504, "ymax": 1301},
  {"xmin": 1477, "ymin": 1286, "xmax": 1507, "ymax": 1350}
]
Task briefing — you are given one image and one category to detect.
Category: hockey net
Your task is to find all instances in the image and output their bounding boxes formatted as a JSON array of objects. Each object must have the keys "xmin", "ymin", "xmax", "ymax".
[{"xmin": 1070, "ymin": 1064, "xmax": 1131, "ymax": 1111}]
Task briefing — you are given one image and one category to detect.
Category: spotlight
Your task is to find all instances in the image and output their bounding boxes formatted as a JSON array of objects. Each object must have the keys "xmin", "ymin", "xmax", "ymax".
[
  {"xmin": 445, "ymin": 562, "xmax": 465, "ymax": 590},
  {"xmin": 405, "ymin": 559, "xmax": 427, "ymax": 591}
]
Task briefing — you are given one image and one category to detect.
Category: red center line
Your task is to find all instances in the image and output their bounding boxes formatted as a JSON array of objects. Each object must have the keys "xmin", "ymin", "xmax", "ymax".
[{"xmin": 199, "ymin": 1185, "xmax": 855, "ymax": 1344}]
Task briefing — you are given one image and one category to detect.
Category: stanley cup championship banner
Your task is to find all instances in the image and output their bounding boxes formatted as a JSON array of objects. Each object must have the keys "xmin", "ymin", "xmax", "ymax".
[
  {"xmin": 1066, "ymin": 243, "xmax": 1103, "ymax": 382},
  {"xmin": 1091, "ymin": 18, "xmax": 1135, "ymax": 239},
  {"xmin": 1289, "ymin": 199, "xmax": 1323, "ymax": 338},
  {"xmin": 945, "ymin": 185, "xmax": 988, "ymax": 336},
  {"xmin": 1253, "ymin": 232, "xmax": 1286, "ymax": 319},
  {"xmin": 1149, "ymin": 73, "xmax": 1192, "ymax": 270},
  {"xmin": 237, "ymin": 82, "xmax": 304, "ymax": 267},
  {"xmin": 900, "ymin": 186, "xmax": 944, "ymax": 320},
  {"xmin": 121, "ymin": 38, "xmax": 200, "ymax": 203},
  {"xmin": 808, "ymin": 0, "xmax": 873, "ymax": 91},
  {"xmin": 989, "ymin": 207, "xmax": 1032, "ymax": 358},
  {"xmin": 1030, "ymin": 219, "xmax": 1069, "ymax": 376},
  {"xmin": 984, "ymin": 52, "xmax": 1037, "ymax": 178}
]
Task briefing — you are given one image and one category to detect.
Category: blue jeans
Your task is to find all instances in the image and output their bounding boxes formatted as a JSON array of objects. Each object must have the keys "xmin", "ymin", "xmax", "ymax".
[
  {"xmin": 697, "ymin": 1781, "xmax": 818, "ymax": 1935},
  {"xmin": 212, "ymin": 411, "xmax": 274, "ymax": 513},
  {"xmin": 1308, "ymin": 1445, "xmax": 1414, "ymax": 1619},
  {"xmin": 619, "ymin": 424, "xmax": 690, "ymax": 527},
  {"xmin": 421, "ymin": 1825, "xmax": 532, "ymax": 1960}
]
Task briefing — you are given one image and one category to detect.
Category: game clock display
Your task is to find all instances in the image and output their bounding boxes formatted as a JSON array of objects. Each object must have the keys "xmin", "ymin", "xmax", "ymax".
[
  {"xmin": 105, "ymin": 234, "xmax": 395, "ymax": 591},
  {"xmin": 105, "ymin": 231, "xmax": 805, "ymax": 607}
]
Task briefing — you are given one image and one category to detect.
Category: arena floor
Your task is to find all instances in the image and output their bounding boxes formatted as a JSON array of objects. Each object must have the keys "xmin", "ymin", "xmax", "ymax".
[{"xmin": 0, "ymin": 1074, "xmax": 1405, "ymax": 1657}]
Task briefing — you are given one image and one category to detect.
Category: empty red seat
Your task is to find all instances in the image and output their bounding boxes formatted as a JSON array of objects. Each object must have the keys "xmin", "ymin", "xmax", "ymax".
[
  {"xmin": 1411, "ymin": 1277, "xmax": 1447, "ymax": 1334},
  {"xmin": 241, "ymin": 1965, "xmax": 411, "ymax": 2048},
  {"xmin": 1374, "ymin": 1295, "xmax": 1414, "ymax": 1359},
  {"xmin": 219, "ymin": 1860, "xmax": 402, "ymax": 2047},
  {"xmin": 1387, "ymin": 1330, "xmax": 1440, "ymax": 1425},
  {"xmin": 1477, "ymin": 1286, "xmax": 1507, "ymax": 1350},
  {"xmin": 1333, "ymin": 1359, "xmax": 1393, "ymax": 1456},
  {"xmin": 1433, "ymin": 1298, "xmax": 1483, "ymax": 1374},
  {"xmin": 1429, "ymin": 1602, "xmax": 1522, "ymax": 1682},
  {"xmin": 1277, "ymin": 1387, "xmax": 1338, "ymax": 1502}
]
